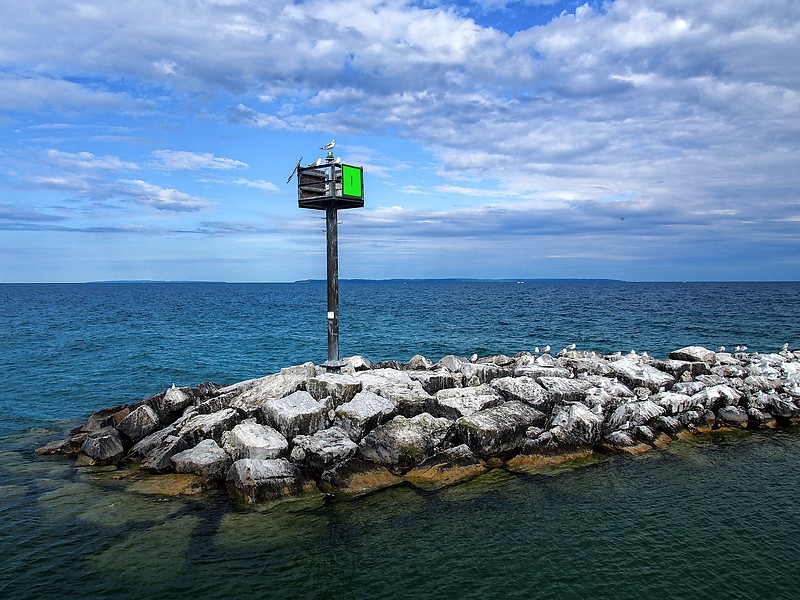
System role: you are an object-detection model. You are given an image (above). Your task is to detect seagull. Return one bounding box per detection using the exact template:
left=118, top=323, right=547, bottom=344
left=783, top=342, right=790, bottom=352
left=566, top=343, right=576, bottom=351
left=534, top=347, right=540, bottom=354
left=470, top=353, right=478, bottom=362
left=320, top=139, right=335, bottom=150
left=735, top=345, right=741, bottom=352
left=542, top=345, right=551, bottom=353
left=742, top=345, right=748, bottom=351
left=718, top=346, right=726, bottom=352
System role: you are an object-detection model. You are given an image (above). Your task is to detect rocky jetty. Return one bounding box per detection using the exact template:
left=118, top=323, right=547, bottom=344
left=38, top=345, right=800, bottom=504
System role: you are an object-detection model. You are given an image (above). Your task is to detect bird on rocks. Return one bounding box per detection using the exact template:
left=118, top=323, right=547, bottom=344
left=735, top=345, right=742, bottom=352
left=534, top=347, right=540, bottom=354
left=470, top=353, right=478, bottom=362
left=566, top=343, right=576, bottom=351
left=718, top=346, right=726, bottom=352
left=783, top=342, right=790, bottom=352
left=543, top=345, right=551, bottom=353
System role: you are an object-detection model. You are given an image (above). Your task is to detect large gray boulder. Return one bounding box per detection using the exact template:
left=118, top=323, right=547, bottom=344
left=332, top=390, right=397, bottom=442
left=261, top=391, right=328, bottom=441
left=116, top=404, right=160, bottom=443
left=290, top=427, right=358, bottom=477
left=147, top=385, right=194, bottom=424
left=170, top=439, right=231, bottom=478
left=222, top=364, right=314, bottom=416
left=76, top=427, right=125, bottom=466
left=407, top=370, right=461, bottom=395
left=404, top=444, right=487, bottom=490
left=716, top=406, right=749, bottom=429
left=430, top=385, right=505, bottom=420
left=669, top=346, right=718, bottom=365
left=226, top=458, right=313, bottom=504
left=222, top=421, right=288, bottom=460
left=179, top=408, right=241, bottom=446
left=690, top=384, right=742, bottom=411
left=490, top=376, right=551, bottom=411
left=358, top=413, right=454, bottom=474
left=455, top=401, right=546, bottom=457
left=548, top=402, right=604, bottom=446
left=306, top=373, right=362, bottom=408
left=355, top=369, right=433, bottom=417
left=139, top=434, right=190, bottom=473
left=608, top=358, right=675, bottom=392
left=650, top=391, right=697, bottom=415
left=318, top=457, right=402, bottom=498
left=538, top=377, right=593, bottom=404
left=605, top=400, right=666, bottom=432
left=406, top=354, right=434, bottom=370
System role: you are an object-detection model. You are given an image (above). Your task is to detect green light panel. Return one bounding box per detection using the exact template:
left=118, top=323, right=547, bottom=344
left=342, top=164, right=363, bottom=198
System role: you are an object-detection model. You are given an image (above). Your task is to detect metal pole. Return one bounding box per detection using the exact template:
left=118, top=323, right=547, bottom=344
left=325, top=202, right=340, bottom=370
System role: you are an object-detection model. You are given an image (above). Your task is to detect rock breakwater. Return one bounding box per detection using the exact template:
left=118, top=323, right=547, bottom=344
left=38, top=345, right=800, bottom=503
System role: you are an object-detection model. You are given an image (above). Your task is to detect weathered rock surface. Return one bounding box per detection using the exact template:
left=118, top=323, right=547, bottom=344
left=669, top=346, right=718, bottom=365
left=76, top=427, right=125, bottom=466
left=404, top=444, right=487, bottom=489
left=307, top=373, right=362, bottom=407
left=40, top=343, right=800, bottom=503
left=456, top=401, right=546, bottom=457
left=226, top=458, right=313, bottom=504
left=222, top=421, right=288, bottom=460
left=332, top=390, right=397, bottom=442
left=430, top=385, right=504, bottom=420
left=261, top=391, right=328, bottom=441
left=358, top=413, right=453, bottom=473
left=355, top=369, right=432, bottom=417
left=116, top=404, right=161, bottom=443
left=170, top=439, right=231, bottom=478
left=290, top=427, right=358, bottom=477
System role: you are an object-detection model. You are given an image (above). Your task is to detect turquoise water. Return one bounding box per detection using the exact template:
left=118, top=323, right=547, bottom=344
left=1, top=281, right=799, bottom=598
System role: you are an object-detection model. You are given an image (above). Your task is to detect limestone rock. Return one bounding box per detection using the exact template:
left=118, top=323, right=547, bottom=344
left=490, top=376, right=551, bottom=411
left=431, top=385, right=504, bottom=420
left=343, top=355, right=373, bottom=371
left=406, top=354, right=434, bottom=370
left=222, top=368, right=310, bottom=416
left=404, top=444, right=487, bottom=490
left=538, top=377, right=593, bottom=404
left=669, top=346, right=718, bottom=365
left=355, top=369, right=433, bottom=417
left=747, top=407, right=778, bottom=429
left=650, top=391, right=697, bottom=416
left=226, top=458, right=313, bottom=504
left=319, top=457, right=402, bottom=497
left=677, top=409, right=716, bottom=433
left=716, top=406, right=749, bottom=429
left=307, top=373, right=362, bottom=408
left=652, top=415, right=686, bottom=438
left=170, top=439, right=231, bottom=478
left=407, top=370, right=461, bottom=395
left=116, top=404, right=160, bottom=443
left=608, top=358, right=675, bottom=392
left=76, top=427, right=125, bottom=466
left=548, top=402, right=604, bottom=446
left=222, top=421, right=288, bottom=460
left=261, top=391, right=328, bottom=441
left=290, top=427, right=358, bottom=477
left=36, top=433, right=87, bottom=456
left=76, top=404, right=132, bottom=433
left=691, top=385, right=742, bottom=411
left=455, top=401, right=546, bottom=457
left=358, top=413, right=454, bottom=474
left=605, top=400, right=665, bottom=432
left=179, top=408, right=241, bottom=446
left=333, top=390, right=397, bottom=442
left=148, top=386, right=193, bottom=425
left=600, top=430, right=652, bottom=454
left=633, top=425, right=671, bottom=448
left=509, top=429, right=594, bottom=472
left=514, top=363, right=573, bottom=380
left=139, top=434, right=190, bottom=473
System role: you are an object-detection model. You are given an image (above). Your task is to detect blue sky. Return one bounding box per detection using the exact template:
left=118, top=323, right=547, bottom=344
left=1, top=0, right=798, bottom=282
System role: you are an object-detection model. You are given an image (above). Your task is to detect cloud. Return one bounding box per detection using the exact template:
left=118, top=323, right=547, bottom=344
left=151, top=150, right=248, bottom=171
left=44, top=149, right=139, bottom=171
left=232, top=178, right=279, bottom=193
left=119, top=180, right=211, bottom=212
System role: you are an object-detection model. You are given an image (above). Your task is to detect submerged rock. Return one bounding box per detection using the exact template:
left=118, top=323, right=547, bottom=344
left=404, top=445, right=487, bottom=490
left=226, top=458, right=313, bottom=504
left=319, top=457, right=402, bottom=498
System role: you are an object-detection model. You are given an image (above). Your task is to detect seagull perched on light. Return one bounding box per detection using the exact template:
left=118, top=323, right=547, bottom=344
left=320, top=139, right=335, bottom=150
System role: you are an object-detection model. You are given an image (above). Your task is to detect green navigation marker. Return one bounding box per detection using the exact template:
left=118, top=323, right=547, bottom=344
left=341, top=164, right=363, bottom=199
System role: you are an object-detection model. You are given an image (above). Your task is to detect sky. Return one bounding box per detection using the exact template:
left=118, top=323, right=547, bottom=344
left=1, top=0, right=799, bottom=282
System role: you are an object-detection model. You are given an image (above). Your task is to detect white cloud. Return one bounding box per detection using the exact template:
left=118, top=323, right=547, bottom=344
left=233, top=178, right=279, bottom=193
left=45, top=149, right=139, bottom=171
left=151, top=150, right=248, bottom=171
left=120, top=180, right=211, bottom=212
